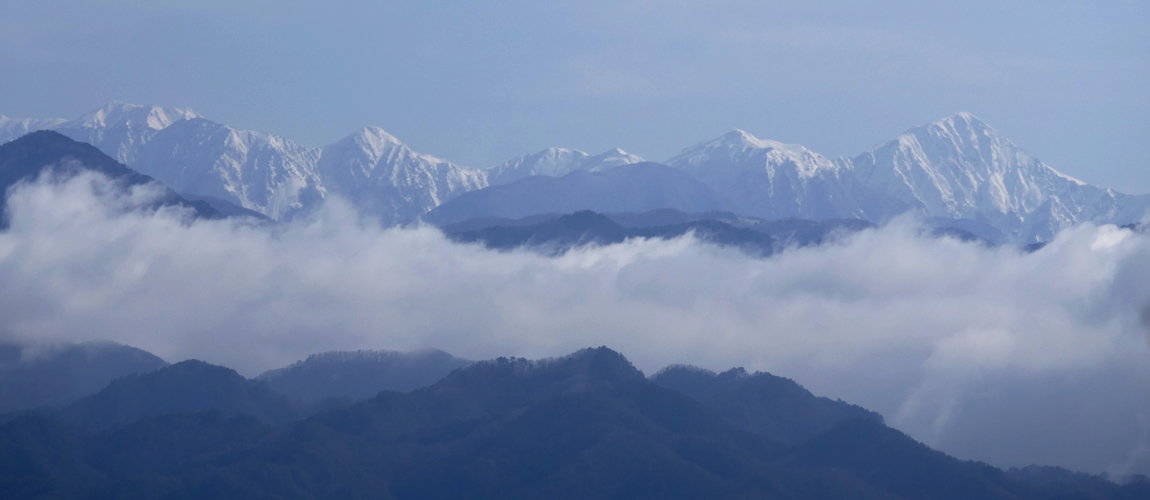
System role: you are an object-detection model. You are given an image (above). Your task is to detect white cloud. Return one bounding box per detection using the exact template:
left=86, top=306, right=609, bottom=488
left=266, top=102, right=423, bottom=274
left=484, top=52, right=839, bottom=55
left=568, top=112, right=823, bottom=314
left=2, top=172, right=1149, bottom=476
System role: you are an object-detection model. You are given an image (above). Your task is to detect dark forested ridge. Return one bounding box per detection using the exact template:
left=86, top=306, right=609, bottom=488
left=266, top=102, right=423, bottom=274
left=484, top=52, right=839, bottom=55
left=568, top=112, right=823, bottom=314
left=652, top=365, right=883, bottom=445
left=0, top=341, right=168, bottom=414
left=52, top=360, right=305, bottom=429
left=1, top=345, right=1146, bottom=499
left=257, top=348, right=473, bottom=404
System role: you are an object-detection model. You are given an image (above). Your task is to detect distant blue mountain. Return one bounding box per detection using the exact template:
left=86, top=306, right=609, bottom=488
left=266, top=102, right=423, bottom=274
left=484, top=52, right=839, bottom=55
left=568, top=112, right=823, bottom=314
left=423, top=162, right=727, bottom=226
left=0, top=130, right=221, bottom=227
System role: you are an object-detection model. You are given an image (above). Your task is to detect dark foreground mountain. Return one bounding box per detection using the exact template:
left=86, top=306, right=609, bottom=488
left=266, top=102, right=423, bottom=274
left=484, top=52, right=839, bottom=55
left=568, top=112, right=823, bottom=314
left=652, top=365, right=883, bottom=445
left=0, top=341, right=167, bottom=414
left=53, top=360, right=304, bottom=429
left=257, top=348, right=473, bottom=404
left=0, top=131, right=221, bottom=227
left=1, top=346, right=1146, bottom=499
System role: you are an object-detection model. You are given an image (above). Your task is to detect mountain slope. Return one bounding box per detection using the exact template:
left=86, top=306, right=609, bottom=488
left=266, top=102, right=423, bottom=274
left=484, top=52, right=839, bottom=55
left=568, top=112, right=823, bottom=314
left=0, top=342, right=167, bottom=414
left=316, top=127, right=486, bottom=225
left=0, top=131, right=222, bottom=226
left=487, top=147, right=644, bottom=186
left=665, top=130, right=896, bottom=221
left=56, top=360, right=303, bottom=429
left=52, top=102, right=199, bottom=166
left=257, top=348, right=473, bottom=404
left=424, top=162, right=727, bottom=225
left=132, top=118, right=325, bottom=220
left=652, top=365, right=882, bottom=445
left=848, top=113, right=1150, bottom=242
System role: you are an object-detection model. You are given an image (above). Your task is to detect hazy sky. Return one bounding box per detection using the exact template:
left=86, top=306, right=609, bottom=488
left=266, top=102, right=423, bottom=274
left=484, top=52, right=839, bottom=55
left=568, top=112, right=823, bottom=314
left=1, top=0, right=1148, bottom=193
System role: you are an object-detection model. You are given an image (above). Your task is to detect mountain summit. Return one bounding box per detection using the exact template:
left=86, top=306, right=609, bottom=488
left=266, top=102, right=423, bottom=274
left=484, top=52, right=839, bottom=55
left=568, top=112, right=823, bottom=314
left=53, top=102, right=200, bottom=165
left=317, top=127, right=486, bottom=225
left=664, top=129, right=878, bottom=221
left=488, top=147, right=644, bottom=186
left=848, top=113, right=1150, bottom=242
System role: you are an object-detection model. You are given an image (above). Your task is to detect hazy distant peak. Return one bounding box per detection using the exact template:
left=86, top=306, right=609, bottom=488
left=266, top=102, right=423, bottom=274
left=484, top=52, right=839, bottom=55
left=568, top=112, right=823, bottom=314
left=728, top=129, right=812, bottom=154
left=0, top=115, right=68, bottom=144
left=538, top=146, right=586, bottom=158
left=587, top=147, right=644, bottom=165
left=720, top=128, right=760, bottom=145
left=328, top=126, right=445, bottom=166
left=350, top=126, right=404, bottom=148
left=675, top=129, right=826, bottom=161
left=487, top=146, right=643, bottom=185
left=70, top=102, right=200, bottom=131
left=668, top=129, right=841, bottom=181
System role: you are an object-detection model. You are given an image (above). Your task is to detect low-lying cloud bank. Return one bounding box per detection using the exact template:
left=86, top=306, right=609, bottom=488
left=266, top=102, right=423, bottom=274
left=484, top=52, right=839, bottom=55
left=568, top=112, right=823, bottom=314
left=2, top=172, right=1150, bottom=477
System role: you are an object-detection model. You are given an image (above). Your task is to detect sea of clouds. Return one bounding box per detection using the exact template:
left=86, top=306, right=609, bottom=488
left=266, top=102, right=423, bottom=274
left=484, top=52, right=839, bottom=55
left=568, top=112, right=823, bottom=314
left=2, top=171, right=1149, bottom=477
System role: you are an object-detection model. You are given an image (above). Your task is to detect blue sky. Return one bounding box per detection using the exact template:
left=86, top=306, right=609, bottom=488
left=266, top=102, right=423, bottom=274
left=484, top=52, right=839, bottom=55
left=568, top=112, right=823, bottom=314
left=2, top=0, right=1148, bottom=192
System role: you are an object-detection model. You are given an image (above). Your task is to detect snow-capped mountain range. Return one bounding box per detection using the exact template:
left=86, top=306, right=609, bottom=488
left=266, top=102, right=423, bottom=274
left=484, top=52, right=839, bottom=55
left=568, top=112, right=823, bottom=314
left=2, top=103, right=1146, bottom=242
left=0, top=103, right=482, bottom=222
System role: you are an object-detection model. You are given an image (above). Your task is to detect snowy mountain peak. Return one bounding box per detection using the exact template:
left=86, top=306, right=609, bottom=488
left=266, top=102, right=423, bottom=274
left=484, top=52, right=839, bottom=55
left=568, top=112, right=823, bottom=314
left=317, top=127, right=486, bottom=225
left=129, top=117, right=324, bottom=220
left=586, top=147, right=644, bottom=166
left=353, top=126, right=404, bottom=148
left=668, top=129, right=839, bottom=178
left=487, top=146, right=644, bottom=186
left=721, top=129, right=765, bottom=147
left=50, top=102, right=202, bottom=165
left=849, top=113, right=1122, bottom=241
left=0, top=115, right=68, bottom=145
left=708, top=129, right=795, bottom=153
left=665, top=130, right=860, bottom=220
left=330, top=126, right=409, bottom=167
left=70, top=102, right=199, bottom=131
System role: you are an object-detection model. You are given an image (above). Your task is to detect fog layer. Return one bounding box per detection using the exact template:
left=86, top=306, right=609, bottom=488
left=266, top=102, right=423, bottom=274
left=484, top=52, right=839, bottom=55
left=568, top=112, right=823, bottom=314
left=2, top=172, right=1149, bottom=476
